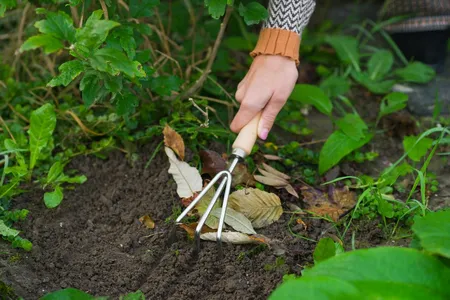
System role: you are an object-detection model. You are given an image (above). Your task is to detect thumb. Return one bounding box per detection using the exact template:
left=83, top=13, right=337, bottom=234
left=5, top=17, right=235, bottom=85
left=258, top=97, right=285, bottom=140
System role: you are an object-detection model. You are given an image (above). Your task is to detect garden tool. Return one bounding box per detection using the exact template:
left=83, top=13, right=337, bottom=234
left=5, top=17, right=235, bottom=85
left=175, top=112, right=262, bottom=255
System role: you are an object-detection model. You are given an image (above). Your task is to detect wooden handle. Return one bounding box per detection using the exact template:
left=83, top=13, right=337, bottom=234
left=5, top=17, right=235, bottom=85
left=232, top=112, right=262, bottom=156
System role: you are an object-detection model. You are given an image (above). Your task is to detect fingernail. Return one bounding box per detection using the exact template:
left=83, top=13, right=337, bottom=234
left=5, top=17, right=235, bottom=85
left=260, top=128, right=269, bottom=140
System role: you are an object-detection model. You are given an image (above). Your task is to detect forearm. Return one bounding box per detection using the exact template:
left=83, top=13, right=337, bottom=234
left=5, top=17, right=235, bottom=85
left=250, top=0, right=316, bottom=65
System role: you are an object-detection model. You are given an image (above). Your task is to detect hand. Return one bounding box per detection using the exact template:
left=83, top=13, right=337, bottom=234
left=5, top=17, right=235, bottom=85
left=230, top=54, right=298, bottom=140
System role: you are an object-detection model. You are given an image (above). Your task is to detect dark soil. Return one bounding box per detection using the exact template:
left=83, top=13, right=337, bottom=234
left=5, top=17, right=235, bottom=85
left=0, top=142, right=334, bottom=300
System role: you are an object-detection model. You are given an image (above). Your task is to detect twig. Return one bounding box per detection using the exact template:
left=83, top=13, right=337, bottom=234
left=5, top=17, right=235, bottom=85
left=0, top=116, right=16, bottom=142
left=17, top=3, right=30, bottom=46
left=193, top=95, right=234, bottom=107
left=8, top=103, right=30, bottom=123
left=179, top=6, right=233, bottom=100
left=193, top=66, right=238, bottom=106
left=297, top=138, right=328, bottom=147
left=154, top=50, right=183, bottom=79
left=99, top=0, right=109, bottom=20
left=70, top=6, right=80, bottom=27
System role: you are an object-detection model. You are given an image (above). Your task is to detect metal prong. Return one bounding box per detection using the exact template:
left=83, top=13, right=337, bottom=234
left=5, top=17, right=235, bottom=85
left=216, top=171, right=232, bottom=258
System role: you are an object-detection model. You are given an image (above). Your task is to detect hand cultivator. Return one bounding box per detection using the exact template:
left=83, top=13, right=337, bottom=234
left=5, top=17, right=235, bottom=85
left=175, top=113, right=261, bottom=255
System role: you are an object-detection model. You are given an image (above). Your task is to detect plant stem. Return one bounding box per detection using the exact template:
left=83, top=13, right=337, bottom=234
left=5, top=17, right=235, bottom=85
left=179, top=6, right=233, bottom=100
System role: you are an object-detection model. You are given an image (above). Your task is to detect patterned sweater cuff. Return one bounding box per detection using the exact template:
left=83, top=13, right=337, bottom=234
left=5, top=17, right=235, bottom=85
left=250, top=28, right=301, bottom=65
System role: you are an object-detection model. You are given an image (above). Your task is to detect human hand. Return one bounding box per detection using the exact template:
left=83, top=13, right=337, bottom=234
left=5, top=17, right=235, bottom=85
left=230, top=54, right=298, bottom=140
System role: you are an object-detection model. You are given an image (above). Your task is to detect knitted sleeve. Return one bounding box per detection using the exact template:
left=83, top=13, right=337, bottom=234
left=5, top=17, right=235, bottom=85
left=250, top=0, right=316, bottom=65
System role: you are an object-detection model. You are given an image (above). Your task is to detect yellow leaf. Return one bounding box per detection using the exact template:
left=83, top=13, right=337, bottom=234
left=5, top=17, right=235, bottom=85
left=139, top=215, right=155, bottom=229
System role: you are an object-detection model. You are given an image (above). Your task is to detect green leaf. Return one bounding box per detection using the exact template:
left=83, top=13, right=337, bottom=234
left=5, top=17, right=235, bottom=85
left=380, top=162, right=413, bottom=187
left=0, top=220, right=19, bottom=237
left=0, top=0, right=17, bottom=17
left=395, top=62, right=436, bottom=84
left=103, top=74, right=123, bottom=93
left=28, top=103, right=57, bottom=171
left=378, top=92, right=408, bottom=120
left=150, top=75, right=182, bottom=96
left=319, top=130, right=373, bottom=174
left=325, top=35, right=360, bottom=71
left=41, top=288, right=95, bottom=300
left=290, top=84, right=333, bottom=116
left=271, top=247, right=450, bottom=300
left=335, top=114, right=367, bottom=141
left=351, top=71, right=395, bottom=94
left=46, top=161, right=64, bottom=184
left=403, top=135, right=433, bottom=162
left=80, top=72, right=102, bottom=106
left=319, top=75, right=350, bottom=98
left=412, top=210, right=450, bottom=258
left=47, top=60, right=85, bottom=87
left=57, top=174, right=87, bottom=184
left=129, top=0, right=159, bottom=18
left=377, top=198, right=394, bottom=218
left=44, top=185, right=64, bottom=208
left=238, top=2, right=268, bottom=26
left=90, top=48, right=145, bottom=78
left=367, top=50, right=394, bottom=81
left=116, top=92, right=139, bottom=116
left=205, top=0, right=227, bottom=19
left=120, top=290, right=145, bottom=300
left=313, top=237, right=337, bottom=263
left=20, top=34, right=64, bottom=54
left=75, top=10, right=120, bottom=50
left=10, top=235, right=32, bottom=251
left=34, top=10, right=76, bottom=43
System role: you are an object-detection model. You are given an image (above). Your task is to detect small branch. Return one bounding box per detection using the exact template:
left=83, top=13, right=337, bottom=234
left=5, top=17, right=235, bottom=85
left=178, top=6, right=233, bottom=100
left=99, top=0, right=109, bottom=20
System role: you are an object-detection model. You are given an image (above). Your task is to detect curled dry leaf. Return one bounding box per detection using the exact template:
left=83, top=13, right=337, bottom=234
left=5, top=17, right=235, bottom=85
left=300, top=185, right=357, bottom=222
left=165, top=147, right=202, bottom=198
left=263, top=154, right=283, bottom=161
left=179, top=222, right=216, bottom=239
left=163, top=124, right=185, bottom=160
left=230, top=162, right=255, bottom=187
left=139, top=215, right=155, bottom=229
left=254, top=163, right=298, bottom=198
left=199, top=150, right=227, bottom=177
left=200, top=231, right=268, bottom=245
left=228, top=188, right=283, bottom=229
left=211, top=207, right=256, bottom=234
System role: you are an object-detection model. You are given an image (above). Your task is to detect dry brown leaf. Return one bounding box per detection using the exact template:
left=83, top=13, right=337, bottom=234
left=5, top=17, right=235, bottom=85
left=165, top=147, right=202, bottom=198
left=200, top=231, right=267, bottom=245
left=139, top=215, right=155, bottom=229
left=228, top=188, right=283, bottom=228
left=254, top=174, right=288, bottom=187
left=300, top=185, right=356, bottom=222
left=163, top=124, right=185, bottom=160
left=230, top=163, right=256, bottom=187
left=261, top=163, right=290, bottom=180
left=284, top=184, right=299, bottom=198
left=263, top=154, right=283, bottom=161
left=210, top=207, right=256, bottom=234
left=179, top=223, right=216, bottom=239
left=199, top=150, right=226, bottom=177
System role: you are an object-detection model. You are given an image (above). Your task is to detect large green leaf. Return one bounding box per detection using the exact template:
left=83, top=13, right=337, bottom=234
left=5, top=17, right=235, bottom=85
left=205, top=0, right=227, bottom=19
left=0, top=0, right=17, bottom=17
left=403, top=135, right=433, bottom=162
left=115, top=92, right=139, bottom=116
left=270, top=247, right=450, bottom=299
left=47, top=60, right=85, bottom=87
left=20, top=34, right=64, bottom=54
left=44, top=185, right=63, bottom=208
left=367, top=50, right=394, bottom=81
left=319, top=75, right=350, bottom=98
left=351, top=71, right=395, bottom=94
left=290, top=84, right=333, bottom=116
left=90, top=48, right=146, bottom=78
left=75, top=10, right=120, bottom=50
left=80, top=72, right=102, bottom=106
left=238, top=2, right=268, bottom=25
left=335, top=114, right=368, bottom=141
left=34, top=9, right=76, bottom=43
left=325, top=35, right=360, bottom=71
left=28, top=103, right=57, bottom=171
left=412, top=210, right=450, bottom=258
left=319, top=130, right=373, bottom=174
left=395, top=62, right=436, bottom=84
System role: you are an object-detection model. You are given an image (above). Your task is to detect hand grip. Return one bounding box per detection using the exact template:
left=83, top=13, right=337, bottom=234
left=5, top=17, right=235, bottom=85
left=232, top=112, right=262, bottom=156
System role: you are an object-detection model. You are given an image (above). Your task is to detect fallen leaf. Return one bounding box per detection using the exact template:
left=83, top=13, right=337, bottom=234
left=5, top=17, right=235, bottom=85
left=230, top=162, right=256, bottom=187
left=200, top=231, right=266, bottom=245
left=263, top=154, right=283, bottom=161
left=139, top=215, right=155, bottom=229
left=179, top=222, right=216, bottom=239
left=194, top=185, right=221, bottom=229
left=254, top=174, right=288, bottom=187
left=211, top=207, right=256, bottom=234
left=181, top=192, right=198, bottom=207
left=300, top=185, right=356, bottom=222
left=163, top=124, right=185, bottom=160
left=284, top=184, right=299, bottom=198
left=228, top=188, right=283, bottom=228
left=296, top=218, right=307, bottom=230
left=165, top=147, right=202, bottom=198
left=261, top=163, right=291, bottom=180
left=199, top=150, right=227, bottom=177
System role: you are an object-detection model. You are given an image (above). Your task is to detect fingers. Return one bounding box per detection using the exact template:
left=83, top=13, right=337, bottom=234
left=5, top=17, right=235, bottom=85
left=258, top=93, right=288, bottom=140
